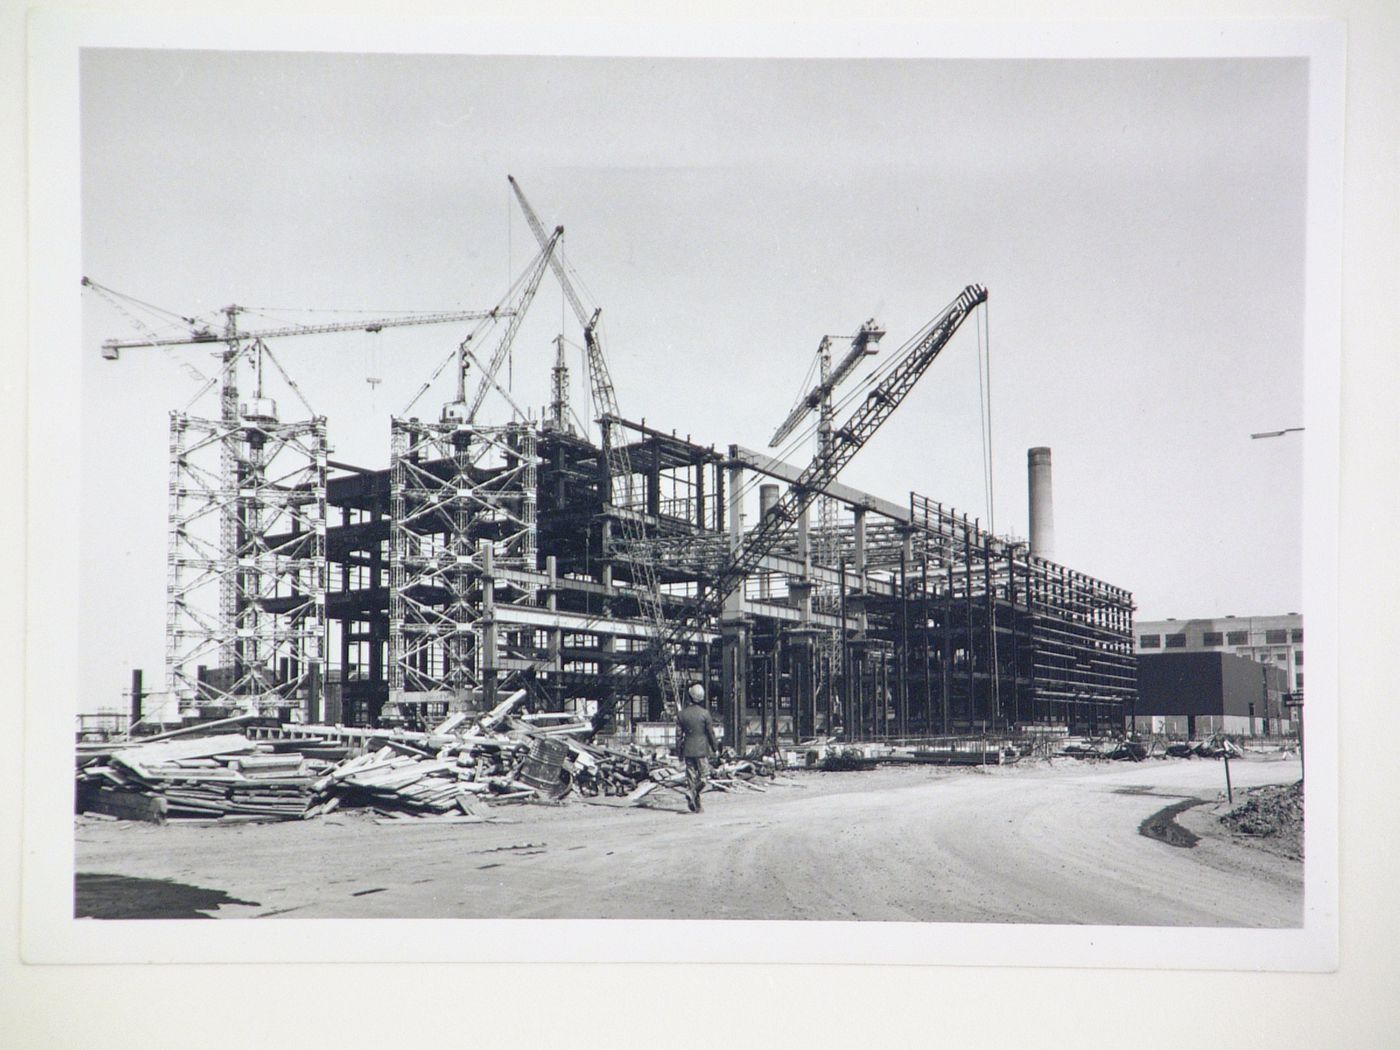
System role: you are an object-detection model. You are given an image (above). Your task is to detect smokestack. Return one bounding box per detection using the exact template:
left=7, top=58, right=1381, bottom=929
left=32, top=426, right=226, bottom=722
left=759, top=483, right=780, bottom=520
left=1028, top=447, right=1054, bottom=560
left=130, top=668, right=143, bottom=727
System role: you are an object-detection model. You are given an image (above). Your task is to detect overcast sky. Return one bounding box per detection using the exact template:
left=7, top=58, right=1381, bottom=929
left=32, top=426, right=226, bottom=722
left=79, top=50, right=1308, bottom=710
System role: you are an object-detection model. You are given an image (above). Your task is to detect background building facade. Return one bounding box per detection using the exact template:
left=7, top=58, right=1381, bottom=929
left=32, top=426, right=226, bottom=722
left=1135, top=614, right=1303, bottom=694
left=1133, top=651, right=1290, bottom=738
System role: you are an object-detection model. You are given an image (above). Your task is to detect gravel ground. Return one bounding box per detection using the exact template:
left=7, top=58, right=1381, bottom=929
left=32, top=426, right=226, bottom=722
left=74, top=754, right=1303, bottom=925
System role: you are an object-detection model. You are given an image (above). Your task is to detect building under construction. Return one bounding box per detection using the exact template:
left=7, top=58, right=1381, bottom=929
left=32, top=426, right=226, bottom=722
left=96, top=181, right=1135, bottom=745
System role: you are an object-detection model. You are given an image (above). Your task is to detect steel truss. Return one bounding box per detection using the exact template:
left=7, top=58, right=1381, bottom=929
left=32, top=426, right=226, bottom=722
left=388, top=417, right=538, bottom=708
left=166, top=410, right=328, bottom=714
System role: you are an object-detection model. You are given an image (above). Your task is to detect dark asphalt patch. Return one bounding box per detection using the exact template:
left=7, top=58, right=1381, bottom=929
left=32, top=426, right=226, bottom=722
left=75, top=872, right=259, bottom=919
left=1139, top=799, right=1206, bottom=848
left=1115, top=786, right=1196, bottom=800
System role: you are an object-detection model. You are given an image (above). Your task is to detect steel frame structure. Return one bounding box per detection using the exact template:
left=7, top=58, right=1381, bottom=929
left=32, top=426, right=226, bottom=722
left=312, top=416, right=1136, bottom=740
left=165, top=409, right=328, bottom=714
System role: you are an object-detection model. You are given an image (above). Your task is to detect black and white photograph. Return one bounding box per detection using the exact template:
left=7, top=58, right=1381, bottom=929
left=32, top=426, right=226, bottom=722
left=20, top=11, right=1367, bottom=1001
left=63, top=41, right=1331, bottom=931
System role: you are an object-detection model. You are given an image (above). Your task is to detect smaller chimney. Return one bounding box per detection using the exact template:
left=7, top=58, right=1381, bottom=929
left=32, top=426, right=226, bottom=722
left=1028, top=447, right=1054, bottom=560
left=759, top=483, right=780, bottom=520
left=130, top=668, right=144, bottom=727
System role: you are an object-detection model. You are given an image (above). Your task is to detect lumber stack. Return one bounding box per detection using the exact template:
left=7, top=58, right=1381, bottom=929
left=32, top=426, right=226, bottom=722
left=75, top=734, right=334, bottom=821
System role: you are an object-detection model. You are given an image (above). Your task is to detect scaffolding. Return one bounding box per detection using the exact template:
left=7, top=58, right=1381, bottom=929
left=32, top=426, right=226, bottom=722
left=165, top=408, right=327, bottom=714
left=387, top=417, right=539, bottom=714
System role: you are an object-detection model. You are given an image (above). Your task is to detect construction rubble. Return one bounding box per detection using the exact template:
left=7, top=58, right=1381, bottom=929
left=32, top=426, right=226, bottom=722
left=76, top=684, right=1288, bottom=827
left=75, top=690, right=790, bottom=825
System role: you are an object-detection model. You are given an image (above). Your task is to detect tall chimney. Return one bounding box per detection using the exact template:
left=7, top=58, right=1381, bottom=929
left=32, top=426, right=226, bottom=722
left=1028, top=447, right=1054, bottom=560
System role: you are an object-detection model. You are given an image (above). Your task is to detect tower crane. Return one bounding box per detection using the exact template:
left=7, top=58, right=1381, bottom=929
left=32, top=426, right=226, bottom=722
left=508, top=175, right=682, bottom=713
left=768, top=320, right=884, bottom=448
left=633, top=285, right=989, bottom=698
left=89, top=275, right=521, bottom=423
left=768, top=320, right=885, bottom=708
left=87, top=275, right=531, bottom=708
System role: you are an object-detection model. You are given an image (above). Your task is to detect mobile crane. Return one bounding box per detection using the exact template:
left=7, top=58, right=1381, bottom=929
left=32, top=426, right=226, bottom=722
left=630, top=285, right=989, bottom=727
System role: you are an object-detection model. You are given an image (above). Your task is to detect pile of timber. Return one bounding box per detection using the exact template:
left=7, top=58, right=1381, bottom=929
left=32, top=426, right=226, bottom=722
left=624, top=752, right=784, bottom=806
left=76, top=733, right=343, bottom=822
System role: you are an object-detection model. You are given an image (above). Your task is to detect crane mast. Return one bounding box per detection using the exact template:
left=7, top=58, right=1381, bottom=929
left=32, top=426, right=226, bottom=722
left=548, top=333, right=571, bottom=433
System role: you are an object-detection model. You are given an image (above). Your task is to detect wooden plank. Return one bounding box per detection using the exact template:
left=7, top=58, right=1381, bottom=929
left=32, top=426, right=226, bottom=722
left=111, top=734, right=257, bottom=768
left=118, top=713, right=259, bottom=745
left=431, top=712, right=469, bottom=735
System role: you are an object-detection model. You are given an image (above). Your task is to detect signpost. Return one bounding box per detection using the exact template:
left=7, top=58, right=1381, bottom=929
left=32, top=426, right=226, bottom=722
left=1283, top=691, right=1305, bottom=780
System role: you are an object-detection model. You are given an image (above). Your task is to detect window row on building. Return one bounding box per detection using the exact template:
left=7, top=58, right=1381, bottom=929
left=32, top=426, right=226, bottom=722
left=1139, top=628, right=1302, bottom=649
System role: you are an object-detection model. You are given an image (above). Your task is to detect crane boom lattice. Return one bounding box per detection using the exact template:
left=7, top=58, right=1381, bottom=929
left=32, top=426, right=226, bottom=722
left=638, top=284, right=988, bottom=685
left=509, top=176, right=683, bottom=713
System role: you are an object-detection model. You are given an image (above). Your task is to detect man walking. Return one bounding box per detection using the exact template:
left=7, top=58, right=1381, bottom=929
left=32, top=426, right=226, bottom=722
left=676, top=683, right=720, bottom=813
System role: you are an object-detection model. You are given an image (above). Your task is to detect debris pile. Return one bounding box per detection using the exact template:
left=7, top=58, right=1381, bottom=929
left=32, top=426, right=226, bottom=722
left=1057, top=737, right=1146, bottom=761
left=75, top=691, right=793, bottom=824
left=1220, top=780, right=1303, bottom=857
left=820, top=748, right=878, bottom=772
left=1163, top=738, right=1244, bottom=760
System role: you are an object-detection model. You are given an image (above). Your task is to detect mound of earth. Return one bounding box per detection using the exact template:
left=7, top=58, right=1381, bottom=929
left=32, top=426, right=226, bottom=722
left=1220, top=780, right=1303, bottom=860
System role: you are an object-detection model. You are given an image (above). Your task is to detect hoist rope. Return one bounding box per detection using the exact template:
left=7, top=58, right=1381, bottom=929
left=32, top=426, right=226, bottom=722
left=976, top=298, right=993, bottom=535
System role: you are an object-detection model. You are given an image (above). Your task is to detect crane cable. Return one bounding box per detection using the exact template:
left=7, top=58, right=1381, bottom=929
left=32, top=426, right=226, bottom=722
left=975, top=298, right=1000, bottom=723
left=84, top=278, right=225, bottom=407
left=977, top=296, right=994, bottom=536
left=82, top=277, right=204, bottom=331
left=398, top=244, right=546, bottom=417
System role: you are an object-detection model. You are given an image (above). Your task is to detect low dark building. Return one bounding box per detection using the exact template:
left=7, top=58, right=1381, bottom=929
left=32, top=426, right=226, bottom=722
left=1133, top=651, right=1290, bottom=738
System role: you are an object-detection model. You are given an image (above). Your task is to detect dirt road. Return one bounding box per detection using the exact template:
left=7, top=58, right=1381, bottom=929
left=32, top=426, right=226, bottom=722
left=74, top=755, right=1303, bottom=925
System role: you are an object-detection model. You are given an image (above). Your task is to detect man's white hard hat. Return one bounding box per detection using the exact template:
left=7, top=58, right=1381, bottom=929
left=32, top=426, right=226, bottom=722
left=688, top=683, right=705, bottom=702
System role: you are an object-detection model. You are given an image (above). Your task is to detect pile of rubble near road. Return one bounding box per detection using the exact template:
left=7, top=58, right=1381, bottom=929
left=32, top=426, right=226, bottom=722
left=1162, top=738, right=1245, bottom=760
left=75, top=690, right=791, bottom=825
left=1057, top=737, right=1149, bottom=761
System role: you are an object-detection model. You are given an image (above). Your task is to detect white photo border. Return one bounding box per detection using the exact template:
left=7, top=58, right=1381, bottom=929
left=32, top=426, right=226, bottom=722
left=23, top=11, right=1343, bottom=970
